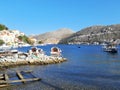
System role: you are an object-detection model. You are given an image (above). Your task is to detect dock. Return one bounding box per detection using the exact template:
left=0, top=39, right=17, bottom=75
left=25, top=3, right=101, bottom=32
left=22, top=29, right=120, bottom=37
left=0, top=70, right=41, bottom=87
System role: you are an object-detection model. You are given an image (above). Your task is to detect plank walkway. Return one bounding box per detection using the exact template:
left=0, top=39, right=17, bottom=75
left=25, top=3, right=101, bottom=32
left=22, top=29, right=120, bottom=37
left=0, top=71, right=41, bottom=87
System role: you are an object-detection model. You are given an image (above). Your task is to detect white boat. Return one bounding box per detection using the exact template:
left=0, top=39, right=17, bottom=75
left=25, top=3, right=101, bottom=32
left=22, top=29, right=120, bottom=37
left=50, top=47, right=62, bottom=56
left=102, top=44, right=118, bottom=53
left=28, top=47, right=44, bottom=58
left=0, top=45, right=28, bottom=59
left=0, top=44, right=11, bottom=50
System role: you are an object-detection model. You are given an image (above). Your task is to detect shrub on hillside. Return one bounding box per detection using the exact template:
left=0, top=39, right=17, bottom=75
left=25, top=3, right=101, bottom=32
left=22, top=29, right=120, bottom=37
left=0, top=24, right=8, bottom=31
left=0, top=39, right=4, bottom=45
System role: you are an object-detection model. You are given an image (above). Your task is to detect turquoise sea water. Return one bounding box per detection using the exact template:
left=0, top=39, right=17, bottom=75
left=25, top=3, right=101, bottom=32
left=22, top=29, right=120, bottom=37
left=1, top=44, right=120, bottom=90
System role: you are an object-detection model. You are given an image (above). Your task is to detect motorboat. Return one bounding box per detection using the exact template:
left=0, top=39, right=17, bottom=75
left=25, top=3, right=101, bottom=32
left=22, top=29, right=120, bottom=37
left=102, top=44, right=118, bottom=53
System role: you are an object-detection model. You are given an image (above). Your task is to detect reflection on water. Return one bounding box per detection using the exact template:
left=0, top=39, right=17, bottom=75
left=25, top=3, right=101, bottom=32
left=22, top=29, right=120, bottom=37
left=1, top=45, right=120, bottom=90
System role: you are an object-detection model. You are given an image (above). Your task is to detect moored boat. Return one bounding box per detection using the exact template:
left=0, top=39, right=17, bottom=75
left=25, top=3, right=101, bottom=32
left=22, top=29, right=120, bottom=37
left=50, top=47, right=62, bottom=56
left=28, top=47, right=45, bottom=58
left=102, top=43, right=118, bottom=53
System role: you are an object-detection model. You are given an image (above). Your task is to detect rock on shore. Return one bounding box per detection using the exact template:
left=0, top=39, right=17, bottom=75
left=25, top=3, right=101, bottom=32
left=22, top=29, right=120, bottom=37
left=0, top=55, right=67, bottom=68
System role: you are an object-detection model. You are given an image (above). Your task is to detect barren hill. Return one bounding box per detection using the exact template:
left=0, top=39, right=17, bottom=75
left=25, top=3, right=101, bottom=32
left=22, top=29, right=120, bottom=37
left=33, top=28, right=74, bottom=44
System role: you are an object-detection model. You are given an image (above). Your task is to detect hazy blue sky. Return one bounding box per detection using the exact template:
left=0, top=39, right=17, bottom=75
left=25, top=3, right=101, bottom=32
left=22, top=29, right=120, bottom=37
left=0, top=0, right=120, bottom=35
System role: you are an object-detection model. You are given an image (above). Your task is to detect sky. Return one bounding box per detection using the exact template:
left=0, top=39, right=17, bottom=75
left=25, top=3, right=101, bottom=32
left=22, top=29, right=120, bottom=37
left=0, top=0, right=120, bottom=35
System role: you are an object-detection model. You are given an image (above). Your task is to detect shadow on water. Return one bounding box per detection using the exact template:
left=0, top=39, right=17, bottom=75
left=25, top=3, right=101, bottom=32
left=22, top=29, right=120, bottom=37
left=40, top=80, right=64, bottom=90
left=105, top=51, right=120, bottom=59
left=106, top=52, right=118, bottom=55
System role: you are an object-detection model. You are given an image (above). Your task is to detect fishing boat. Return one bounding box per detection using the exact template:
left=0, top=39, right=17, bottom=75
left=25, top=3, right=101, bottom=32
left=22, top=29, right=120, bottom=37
left=50, top=47, right=62, bottom=56
left=102, top=43, right=118, bottom=53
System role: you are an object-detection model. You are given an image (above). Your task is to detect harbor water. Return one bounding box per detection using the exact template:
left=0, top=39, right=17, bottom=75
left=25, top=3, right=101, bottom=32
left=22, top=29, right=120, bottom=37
left=1, top=44, right=120, bottom=90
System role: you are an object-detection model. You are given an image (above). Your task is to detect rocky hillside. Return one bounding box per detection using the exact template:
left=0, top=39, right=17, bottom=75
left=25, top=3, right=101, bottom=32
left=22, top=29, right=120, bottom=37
left=33, top=28, right=74, bottom=44
left=59, top=24, right=120, bottom=44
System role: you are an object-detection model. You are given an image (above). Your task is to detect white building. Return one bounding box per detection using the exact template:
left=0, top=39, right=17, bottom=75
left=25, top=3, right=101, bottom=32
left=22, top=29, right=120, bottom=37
left=0, top=30, right=25, bottom=46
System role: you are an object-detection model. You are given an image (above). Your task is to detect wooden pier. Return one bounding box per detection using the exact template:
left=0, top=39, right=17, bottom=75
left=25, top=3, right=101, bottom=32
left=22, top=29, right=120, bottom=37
left=0, top=71, right=41, bottom=87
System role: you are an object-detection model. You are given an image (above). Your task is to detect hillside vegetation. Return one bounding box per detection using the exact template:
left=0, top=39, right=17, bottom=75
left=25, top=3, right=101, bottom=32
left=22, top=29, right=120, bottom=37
left=0, top=24, right=8, bottom=30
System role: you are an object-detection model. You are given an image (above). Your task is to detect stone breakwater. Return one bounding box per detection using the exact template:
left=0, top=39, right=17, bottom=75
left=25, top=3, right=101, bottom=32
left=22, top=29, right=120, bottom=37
left=0, top=55, right=67, bottom=68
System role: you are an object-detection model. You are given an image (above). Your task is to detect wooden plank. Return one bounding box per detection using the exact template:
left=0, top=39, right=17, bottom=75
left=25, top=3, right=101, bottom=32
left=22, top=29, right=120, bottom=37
left=0, top=74, right=4, bottom=79
left=0, top=80, right=6, bottom=82
left=0, top=78, right=41, bottom=84
left=0, top=84, right=9, bottom=87
left=10, top=78, right=41, bottom=83
left=0, top=81, right=7, bottom=84
left=0, top=80, right=7, bottom=84
left=16, top=71, right=26, bottom=83
left=0, top=74, right=3, bottom=76
left=4, top=73, right=9, bottom=86
left=0, top=71, right=41, bottom=86
left=0, top=74, right=9, bottom=87
left=4, top=74, right=9, bottom=81
left=0, top=76, right=4, bottom=79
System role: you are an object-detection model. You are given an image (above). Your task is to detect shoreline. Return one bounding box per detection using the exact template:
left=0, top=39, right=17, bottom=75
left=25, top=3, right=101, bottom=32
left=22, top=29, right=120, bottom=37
left=0, top=46, right=67, bottom=69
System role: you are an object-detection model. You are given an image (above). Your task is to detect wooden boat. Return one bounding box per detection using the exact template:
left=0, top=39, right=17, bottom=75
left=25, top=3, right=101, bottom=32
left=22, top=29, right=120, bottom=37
left=102, top=43, right=118, bottom=53
left=50, top=47, right=61, bottom=56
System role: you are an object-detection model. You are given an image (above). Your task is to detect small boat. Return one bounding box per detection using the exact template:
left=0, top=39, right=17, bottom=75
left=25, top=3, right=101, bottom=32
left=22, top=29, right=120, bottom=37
left=0, top=44, right=11, bottom=50
left=28, top=47, right=44, bottom=58
left=50, top=47, right=62, bottom=56
left=102, top=43, right=118, bottom=53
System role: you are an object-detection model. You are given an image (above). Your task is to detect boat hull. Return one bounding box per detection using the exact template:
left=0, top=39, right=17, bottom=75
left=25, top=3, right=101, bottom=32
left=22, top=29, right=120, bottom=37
left=103, top=48, right=118, bottom=53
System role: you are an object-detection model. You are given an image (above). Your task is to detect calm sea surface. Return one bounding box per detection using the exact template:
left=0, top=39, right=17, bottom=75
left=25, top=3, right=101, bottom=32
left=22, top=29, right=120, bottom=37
left=1, top=44, right=120, bottom=90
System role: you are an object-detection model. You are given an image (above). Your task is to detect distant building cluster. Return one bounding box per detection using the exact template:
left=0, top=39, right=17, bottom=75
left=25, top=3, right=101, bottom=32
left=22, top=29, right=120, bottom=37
left=0, top=30, right=25, bottom=47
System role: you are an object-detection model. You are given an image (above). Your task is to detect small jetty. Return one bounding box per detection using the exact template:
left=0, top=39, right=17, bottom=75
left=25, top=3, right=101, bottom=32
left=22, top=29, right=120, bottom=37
left=0, top=70, right=41, bottom=87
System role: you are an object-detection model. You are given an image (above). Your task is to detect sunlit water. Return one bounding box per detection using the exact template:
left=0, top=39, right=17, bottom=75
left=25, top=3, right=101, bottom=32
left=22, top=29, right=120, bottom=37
left=1, top=45, right=120, bottom=90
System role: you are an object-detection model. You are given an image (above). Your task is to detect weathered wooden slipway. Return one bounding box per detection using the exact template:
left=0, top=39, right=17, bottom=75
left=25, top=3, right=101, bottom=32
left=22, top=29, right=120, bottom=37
left=0, top=70, right=41, bottom=87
